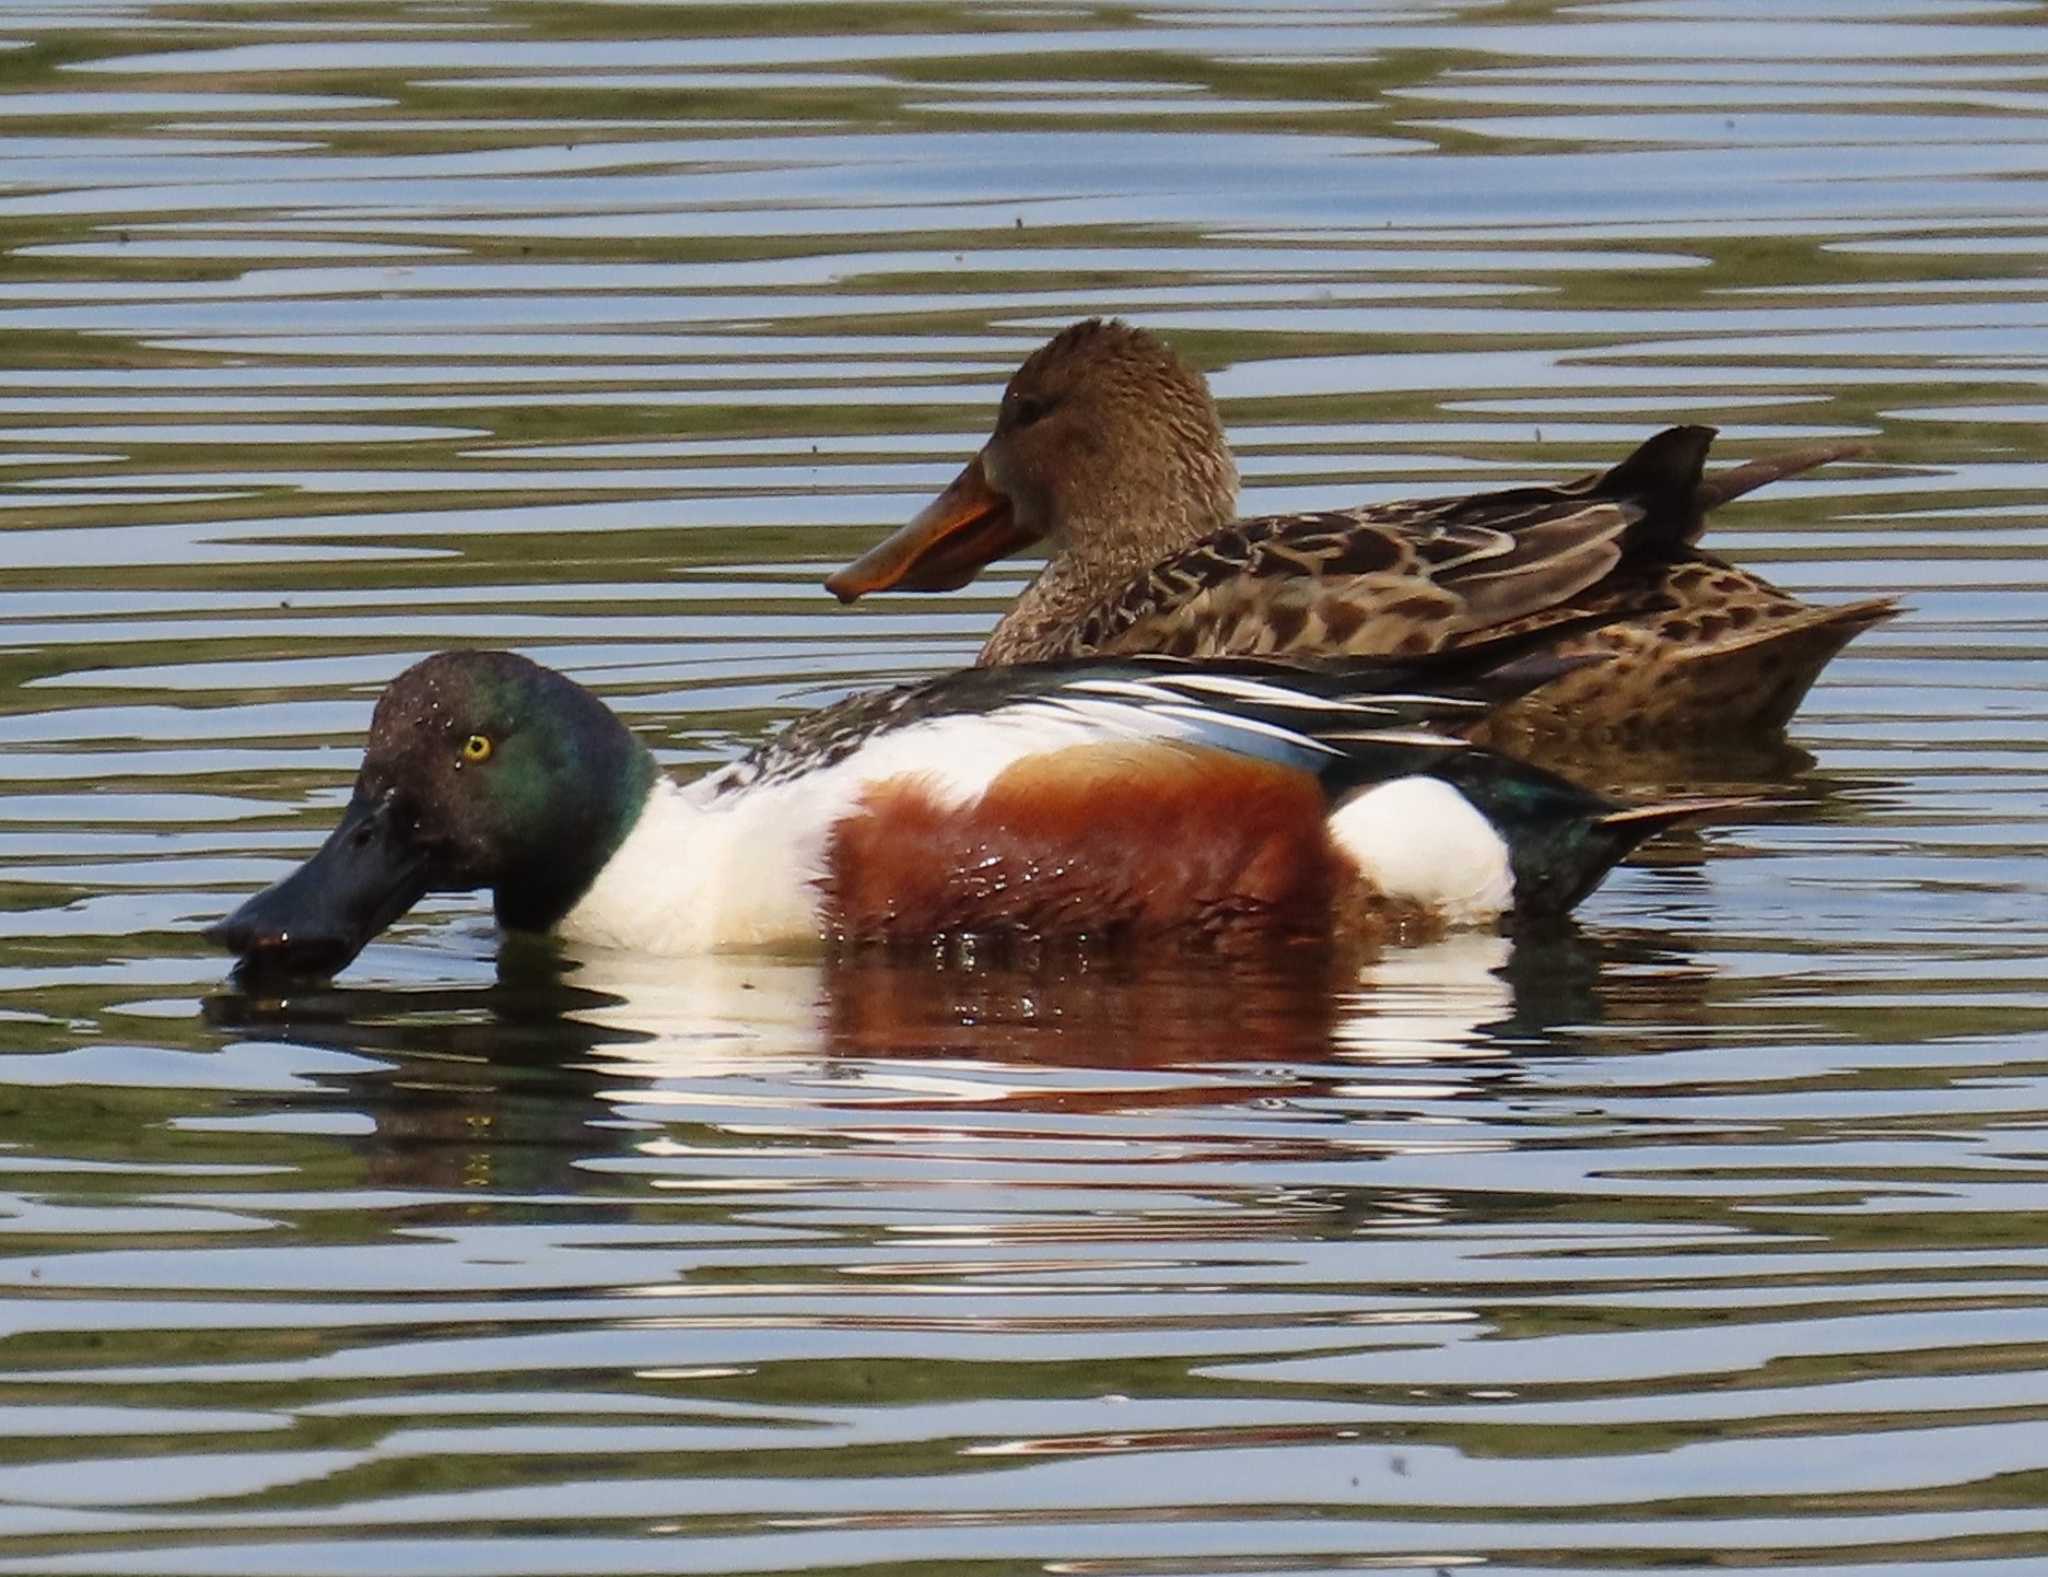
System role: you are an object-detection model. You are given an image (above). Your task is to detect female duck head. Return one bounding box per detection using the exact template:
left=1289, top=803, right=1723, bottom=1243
left=207, top=651, right=655, bottom=983
left=825, top=318, right=1240, bottom=603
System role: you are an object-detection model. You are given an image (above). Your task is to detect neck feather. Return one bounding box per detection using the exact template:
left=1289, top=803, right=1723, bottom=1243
left=494, top=734, right=658, bottom=934
left=980, top=555, right=1109, bottom=664
left=982, top=445, right=1238, bottom=666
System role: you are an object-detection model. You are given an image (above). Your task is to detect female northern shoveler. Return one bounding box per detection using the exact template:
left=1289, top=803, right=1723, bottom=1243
left=206, top=647, right=1732, bottom=982
left=824, top=318, right=1897, bottom=741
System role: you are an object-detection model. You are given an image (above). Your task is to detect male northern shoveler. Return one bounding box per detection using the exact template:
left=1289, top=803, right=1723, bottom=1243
left=206, top=647, right=1734, bottom=982
left=824, top=318, right=1898, bottom=741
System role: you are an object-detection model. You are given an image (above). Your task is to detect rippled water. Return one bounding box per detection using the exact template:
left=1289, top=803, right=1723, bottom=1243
left=3, top=2, right=2047, bottom=1573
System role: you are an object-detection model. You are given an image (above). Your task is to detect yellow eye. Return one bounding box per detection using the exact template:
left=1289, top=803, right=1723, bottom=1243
left=460, top=733, right=493, bottom=764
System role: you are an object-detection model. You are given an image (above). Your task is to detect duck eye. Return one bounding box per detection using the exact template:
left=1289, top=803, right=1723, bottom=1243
left=1006, top=393, right=1051, bottom=430
left=460, top=733, right=493, bottom=764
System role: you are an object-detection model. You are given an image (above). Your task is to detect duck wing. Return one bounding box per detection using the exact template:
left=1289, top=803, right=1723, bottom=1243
left=741, top=651, right=1735, bottom=940
left=730, top=646, right=1552, bottom=795
left=1063, top=426, right=1863, bottom=665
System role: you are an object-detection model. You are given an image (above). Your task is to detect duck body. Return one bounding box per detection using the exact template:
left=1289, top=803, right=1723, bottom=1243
left=825, top=319, right=1897, bottom=741
left=208, top=648, right=1723, bottom=983
left=1058, top=427, right=1898, bottom=747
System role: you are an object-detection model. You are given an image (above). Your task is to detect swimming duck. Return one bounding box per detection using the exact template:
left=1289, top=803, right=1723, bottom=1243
left=825, top=318, right=1897, bottom=741
left=206, top=647, right=1732, bottom=982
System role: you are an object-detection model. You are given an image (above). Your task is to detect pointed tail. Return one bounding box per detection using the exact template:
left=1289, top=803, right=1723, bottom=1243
left=1599, top=793, right=1760, bottom=829
left=1595, top=426, right=1868, bottom=556
left=1696, top=439, right=1869, bottom=512
left=1597, top=794, right=1760, bottom=843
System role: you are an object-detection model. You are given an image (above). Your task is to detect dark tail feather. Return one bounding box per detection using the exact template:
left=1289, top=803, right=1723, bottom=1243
left=1696, top=439, right=1869, bottom=511
left=1587, top=425, right=1718, bottom=558
left=1593, top=424, right=1717, bottom=508
left=1595, top=426, right=1866, bottom=557
left=1516, top=793, right=1753, bottom=916
left=1514, top=794, right=1756, bottom=914
left=1597, top=794, right=1759, bottom=838
left=1499, top=791, right=1756, bottom=919
left=1427, top=746, right=1761, bottom=919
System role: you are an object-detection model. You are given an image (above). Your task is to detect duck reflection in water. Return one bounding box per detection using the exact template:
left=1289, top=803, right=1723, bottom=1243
left=197, top=915, right=1733, bottom=1224
left=204, top=933, right=1535, bottom=1080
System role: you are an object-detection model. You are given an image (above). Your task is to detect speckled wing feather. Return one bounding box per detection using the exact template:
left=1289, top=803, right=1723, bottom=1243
left=1060, top=426, right=1725, bottom=663
left=1064, top=499, right=1638, bottom=662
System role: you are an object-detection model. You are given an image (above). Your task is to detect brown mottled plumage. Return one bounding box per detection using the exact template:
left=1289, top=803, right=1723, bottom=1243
left=825, top=319, right=1897, bottom=742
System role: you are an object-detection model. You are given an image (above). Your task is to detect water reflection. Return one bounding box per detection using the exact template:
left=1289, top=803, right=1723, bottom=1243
left=206, top=930, right=1540, bottom=1078
left=193, top=919, right=1726, bottom=1167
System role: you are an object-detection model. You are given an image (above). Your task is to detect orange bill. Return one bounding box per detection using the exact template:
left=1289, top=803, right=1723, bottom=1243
left=824, top=453, right=1041, bottom=602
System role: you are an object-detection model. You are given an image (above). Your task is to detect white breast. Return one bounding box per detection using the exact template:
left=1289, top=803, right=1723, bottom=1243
left=555, top=776, right=832, bottom=954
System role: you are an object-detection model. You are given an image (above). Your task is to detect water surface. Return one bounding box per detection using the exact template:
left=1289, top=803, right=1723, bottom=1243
left=1, top=3, right=2046, bottom=1574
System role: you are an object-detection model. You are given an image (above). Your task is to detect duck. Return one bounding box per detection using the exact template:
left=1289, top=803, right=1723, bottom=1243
left=205, top=646, right=1737, bottom=983
left=824, top=318, right=1898, bottom=742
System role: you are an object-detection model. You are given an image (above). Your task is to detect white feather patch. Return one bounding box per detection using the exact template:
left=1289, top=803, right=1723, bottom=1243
left=555, top=776, right=833, bottom=954
left=1141, top=672, right=1356, bottom=709
left=1327, top=775, right=1514, bottom=926
left=1060, top=678, right=1178, bottom=702
left=1329, top=728, right=1466, bottom=747
left=1350, top=692, right=1490, bottom=711
left=1120, top=701, right=1340, bottom=756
